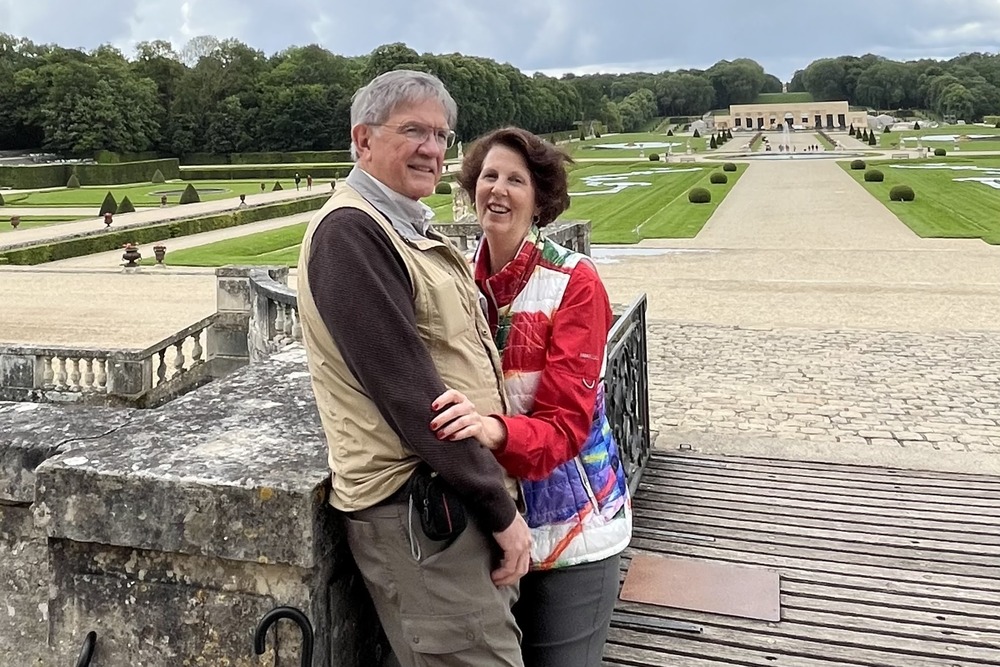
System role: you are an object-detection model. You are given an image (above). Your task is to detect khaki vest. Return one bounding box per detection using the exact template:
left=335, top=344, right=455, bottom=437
left=297, top=185, right=513, bottom=511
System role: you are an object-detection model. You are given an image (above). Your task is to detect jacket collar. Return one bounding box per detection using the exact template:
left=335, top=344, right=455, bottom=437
left=345, top=166, right=435, bottom=242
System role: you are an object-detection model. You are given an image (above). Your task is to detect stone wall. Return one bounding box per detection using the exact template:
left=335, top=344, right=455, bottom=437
left=1, top=348, right=388, bottom=666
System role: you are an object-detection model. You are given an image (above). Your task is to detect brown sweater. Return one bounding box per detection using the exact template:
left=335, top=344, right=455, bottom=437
left=306, top=207, right=516, bottom=533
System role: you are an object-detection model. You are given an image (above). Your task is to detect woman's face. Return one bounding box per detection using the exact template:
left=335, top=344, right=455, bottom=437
left=475, top=145, right=539, bottom=243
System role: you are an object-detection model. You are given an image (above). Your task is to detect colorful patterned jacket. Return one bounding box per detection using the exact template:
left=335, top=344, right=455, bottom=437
left=475, top=227, right=632, bottom=570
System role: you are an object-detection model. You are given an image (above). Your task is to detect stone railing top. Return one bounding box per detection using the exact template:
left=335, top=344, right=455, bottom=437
left=0, top=312, right=217, bottom=362
left=33, top=345, right=333, bottom=569
left=0, top=401, right=135, bottom=503
left=249, top=267, right=297, bottom=307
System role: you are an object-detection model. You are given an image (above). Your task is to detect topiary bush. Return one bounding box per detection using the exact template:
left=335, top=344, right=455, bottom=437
left=883, top=125, right=890, bottom=133
left=666, top=129, right=674, bottom=136
left=66, top=173, right=81, bottom=189
left=272, top=181, right=283, bottom=191
left=934, top=147, right=946, bottom=156
left=692, top=129, right=701, bottom=138
left=709, top=171, right=728, bottom=184
left=649, top=153, right=660, bottom=161
left=709, top=135, right=718, bottom=149
left=864, top=169, right=884, bottom=182
left=850, top=159, right=866, bottom=170
left=889, top=184, right=915, bottom=202
left=914, top=121, right=920, bottom=130
left=151, top=169, right=166, bottom=184
left=178, top=183, right=200, bottom=204
left=868, top=133, right=877, bottom=146
left=434, top=181, right=452, bottom=195
left=723, top=162, right=737, bottom=172
left=688, top=187, right=711, bottom=203
left=578, top=128, right=586, bottom=141
left=99, top=191, right=118, bottom=216
left=117, top=196, right=136, bottom=213
left=0, top=192, right=5, bottom=206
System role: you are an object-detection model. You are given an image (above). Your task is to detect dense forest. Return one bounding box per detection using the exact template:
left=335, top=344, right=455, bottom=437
left=1, top=33, right=998, bottom=156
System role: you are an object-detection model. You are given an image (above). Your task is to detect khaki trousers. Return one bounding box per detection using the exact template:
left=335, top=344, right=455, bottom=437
left=345, top=501, right=523, bottom=667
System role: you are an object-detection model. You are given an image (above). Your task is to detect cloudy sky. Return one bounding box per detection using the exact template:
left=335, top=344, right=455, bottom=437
left=2, top=0, right=999, bottom=80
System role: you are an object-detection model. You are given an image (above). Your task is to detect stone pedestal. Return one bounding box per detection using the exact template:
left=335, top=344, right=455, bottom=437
left=0, top=402, right=135, bottom=666
left=27, top=349, right=388, bottom=666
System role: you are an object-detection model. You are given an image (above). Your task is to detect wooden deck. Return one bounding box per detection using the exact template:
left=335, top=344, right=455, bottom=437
left=605, top=452, right=1000, bottom=666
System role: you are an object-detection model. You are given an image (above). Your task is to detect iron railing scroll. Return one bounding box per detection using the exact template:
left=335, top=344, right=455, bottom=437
left=604, top=294, right=650, bottom=494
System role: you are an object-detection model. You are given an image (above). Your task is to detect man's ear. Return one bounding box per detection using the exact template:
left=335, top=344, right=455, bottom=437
left=352, top=125, right=371, bottom=157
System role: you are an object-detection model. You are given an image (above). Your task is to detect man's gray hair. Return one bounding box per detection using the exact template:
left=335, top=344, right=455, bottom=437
left=350, top=70, right=458, bottom=160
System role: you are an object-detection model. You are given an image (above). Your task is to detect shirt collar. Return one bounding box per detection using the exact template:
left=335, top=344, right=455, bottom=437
left=345, top=166, right=435, bottom=241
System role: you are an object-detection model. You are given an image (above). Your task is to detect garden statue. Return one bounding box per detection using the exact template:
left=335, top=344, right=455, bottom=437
left=451, top=186, right=474, bottom=223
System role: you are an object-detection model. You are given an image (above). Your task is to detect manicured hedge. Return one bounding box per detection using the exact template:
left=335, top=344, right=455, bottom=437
left=889, top=185, right=915, bottom=202
left=864, top=169, right=884, bottom=182
left=0, top=159, right=180, bottom=189
left=688, top=187, right=711, bottom=203
left=94, top=150, right=162, bottom=164
left=0, top=195, right=328, bottom=265
left=181, top=143, right=463, bottom=165
left=180, top=165, right=352, bottom=180
left=709, top=172, right=728, bottom=184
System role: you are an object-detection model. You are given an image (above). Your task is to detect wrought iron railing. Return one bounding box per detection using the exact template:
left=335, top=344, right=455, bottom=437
left=604, top=294, right=650, bottom=494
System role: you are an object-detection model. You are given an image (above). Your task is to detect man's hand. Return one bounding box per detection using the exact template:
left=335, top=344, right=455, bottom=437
left=491, top=513, right=531, bottom=587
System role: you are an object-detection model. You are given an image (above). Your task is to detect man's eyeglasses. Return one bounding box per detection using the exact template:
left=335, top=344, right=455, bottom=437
left=373, top=122, right=457, bottom=149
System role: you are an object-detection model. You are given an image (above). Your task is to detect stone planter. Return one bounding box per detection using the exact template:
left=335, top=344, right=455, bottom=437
left=122, top=243, right=141, bottom=270
left=104, top=213, right=113, bottom=228
left=153, top=244, right=167, bottom=266
left=10, top=215, right=20, bottom=229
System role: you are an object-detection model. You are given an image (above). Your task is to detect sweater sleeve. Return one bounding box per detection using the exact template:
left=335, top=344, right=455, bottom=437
left=494, top=261, right=613, bottom=481
left=307, top=208, right=517, bottom=533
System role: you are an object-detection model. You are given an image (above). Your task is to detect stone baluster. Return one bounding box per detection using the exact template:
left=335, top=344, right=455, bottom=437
left=95, top=358, right=108, bottom=391
left=290, top=307, right=302, bottom=342
left=54, top=357, right=67, bottom=390
left=82, top=358, right=95, bottom=391
left=68, top=358, right=81, bottom=390
left=273, top=301, right=287, bottom=347
left=191, top=330, right=204, bottom=364
left=157, top=350, right=168, bottom=385
left=41, top=356, right=54, bottom=389
left=173, top=342, right=186, bottom=375
left=281, top=304, right=294, bottom=343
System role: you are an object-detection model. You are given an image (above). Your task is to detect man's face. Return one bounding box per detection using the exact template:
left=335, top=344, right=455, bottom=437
left=353, top=98, right=449, bottom=200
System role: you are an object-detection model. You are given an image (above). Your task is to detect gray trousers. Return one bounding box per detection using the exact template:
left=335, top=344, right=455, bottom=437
left=345, top=501, right=523, bottom=667
left=513, top=554, right=621, bottom=667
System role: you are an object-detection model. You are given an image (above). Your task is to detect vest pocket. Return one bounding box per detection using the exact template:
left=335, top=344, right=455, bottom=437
left=419, top=273, right=468, bottom=341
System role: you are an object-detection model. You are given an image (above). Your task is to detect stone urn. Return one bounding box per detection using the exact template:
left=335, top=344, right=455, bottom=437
left=104, top=212, right=113, bottom=227
left=10, top=215, right=20, bottom=230
left=239, top=193, right=246, bottom=206
left=160, top=195, right=168, bottom=207
left=122, top=243, right=142, bottom=269
left=153, top=244, right=167, bottom=266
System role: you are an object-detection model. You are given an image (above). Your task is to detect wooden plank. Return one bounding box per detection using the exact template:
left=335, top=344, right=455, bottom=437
left=636, top=482, right=1000, bottom=528
left=648, top=454, right=1000, bottom=488
left=631, top=494, right=1000, bottom=546
left=640, top=468, right=1000, bottom=512
left=607, top=624, right=987, bottom=667
left=625, top=539, right=1000, bottom=604
left=633, top=509, right=1000, bottom=562
left=640, top=463, right=1000, bottom=502
left=631, top=524, right=1000, bottom=578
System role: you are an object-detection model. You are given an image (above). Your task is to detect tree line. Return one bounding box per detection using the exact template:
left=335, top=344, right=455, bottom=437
left=1, top=33, right=998, bottom=157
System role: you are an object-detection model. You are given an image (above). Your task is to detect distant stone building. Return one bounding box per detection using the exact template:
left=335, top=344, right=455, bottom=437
left=711, top=93, right=869, bottom=131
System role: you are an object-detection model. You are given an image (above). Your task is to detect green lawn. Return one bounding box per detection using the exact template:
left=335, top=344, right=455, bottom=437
left=842, top=157, right=1000, bottom=244
left=565, top=162, right=745, bottom=243
left=0, top=216, right=86, bottom=233
left=873, top=125, right=1000, bottom=152
left=160, top=162, right=745, bottom=266
left=570, top=132, right=711, bottom=159
left=5, top=179, right=303, bottom=209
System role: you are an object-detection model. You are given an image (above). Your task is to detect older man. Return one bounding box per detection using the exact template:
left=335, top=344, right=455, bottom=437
left=296, top=70, right=530, bottom=666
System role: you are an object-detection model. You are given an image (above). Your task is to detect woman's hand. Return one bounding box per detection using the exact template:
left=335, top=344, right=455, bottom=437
left=431, top=389, right=507, bottom=450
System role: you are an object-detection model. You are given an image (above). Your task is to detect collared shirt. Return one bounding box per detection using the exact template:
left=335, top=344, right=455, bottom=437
left=345, top=166, right=435, bottom=242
